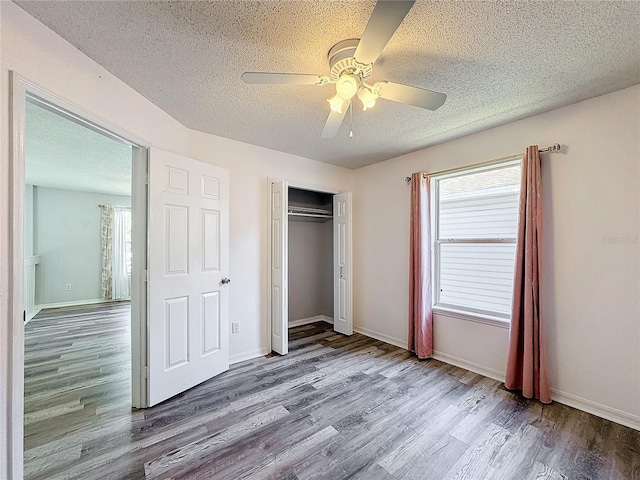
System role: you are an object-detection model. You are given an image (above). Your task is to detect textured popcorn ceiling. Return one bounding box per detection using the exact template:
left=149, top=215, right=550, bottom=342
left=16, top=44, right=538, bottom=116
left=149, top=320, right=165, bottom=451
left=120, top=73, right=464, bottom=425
left=16, top=1, right=640, bottom=169
left=26, top=101, right=132, bottom=195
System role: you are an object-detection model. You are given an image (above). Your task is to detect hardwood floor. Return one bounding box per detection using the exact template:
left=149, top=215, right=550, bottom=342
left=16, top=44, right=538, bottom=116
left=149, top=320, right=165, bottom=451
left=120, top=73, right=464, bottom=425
left=24, top=304, right=640, bottom=480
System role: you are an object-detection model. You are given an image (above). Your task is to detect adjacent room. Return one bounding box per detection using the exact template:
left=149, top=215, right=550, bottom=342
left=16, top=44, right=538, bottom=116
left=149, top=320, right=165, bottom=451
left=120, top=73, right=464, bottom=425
left=22, top=98, right=136, bottom=473
left=24, top=99, right=134, bottom=318
left=1, top=1, right=638, bottom=479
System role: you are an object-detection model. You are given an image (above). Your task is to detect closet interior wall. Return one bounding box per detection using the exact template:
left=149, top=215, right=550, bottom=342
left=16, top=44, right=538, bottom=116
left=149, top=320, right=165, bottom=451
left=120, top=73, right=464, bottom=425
left=287, top=187, right=334, bottom=325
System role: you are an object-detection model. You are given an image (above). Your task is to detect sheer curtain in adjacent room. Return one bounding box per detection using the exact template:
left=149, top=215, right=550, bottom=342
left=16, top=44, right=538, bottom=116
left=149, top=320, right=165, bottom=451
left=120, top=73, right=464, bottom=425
left=101, top=205, right=131, bottom=301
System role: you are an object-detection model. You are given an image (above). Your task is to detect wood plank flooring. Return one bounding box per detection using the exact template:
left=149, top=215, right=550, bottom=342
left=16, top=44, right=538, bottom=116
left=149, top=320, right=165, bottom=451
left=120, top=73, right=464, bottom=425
left=24, top=304, right=640, bottom=479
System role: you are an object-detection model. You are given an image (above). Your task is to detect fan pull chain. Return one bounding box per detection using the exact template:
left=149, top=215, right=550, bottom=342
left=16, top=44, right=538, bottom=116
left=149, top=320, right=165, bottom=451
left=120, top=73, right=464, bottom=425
left=349, top=101, right=354, bottom=139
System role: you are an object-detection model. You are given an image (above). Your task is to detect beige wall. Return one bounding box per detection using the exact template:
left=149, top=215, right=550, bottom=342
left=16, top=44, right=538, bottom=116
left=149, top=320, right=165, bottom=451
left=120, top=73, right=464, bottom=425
left=187, top=130, right=353, bottom=361
left=352, top=84, right=640, bottom=428
left=0, top=3, right=353, bottom=476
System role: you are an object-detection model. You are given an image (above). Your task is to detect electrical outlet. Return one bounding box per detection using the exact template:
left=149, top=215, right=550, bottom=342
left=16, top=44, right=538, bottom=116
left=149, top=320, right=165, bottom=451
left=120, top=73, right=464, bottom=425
left=65, top=284, right=72, bottom=291
left=231, top=322, right=240, bottom=334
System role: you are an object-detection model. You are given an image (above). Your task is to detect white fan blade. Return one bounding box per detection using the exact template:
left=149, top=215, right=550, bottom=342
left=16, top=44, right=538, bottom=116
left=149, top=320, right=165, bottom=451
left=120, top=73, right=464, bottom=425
left=321, top=108, right=348, bottom=139
left=241, top=72, right=328, bottom=85
left=354, top=1, right=415, bottom=66
left=377, top=81, right=447, bottom=110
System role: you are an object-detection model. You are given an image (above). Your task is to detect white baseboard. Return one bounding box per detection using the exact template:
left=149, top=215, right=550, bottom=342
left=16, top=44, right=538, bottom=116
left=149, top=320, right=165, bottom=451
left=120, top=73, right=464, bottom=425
left=230, top=348, right=270, bottom=365
left=37, top=298, right=121, bottom=310
left=550, top=388, right=640, bottom=431
left=353, top=325, right=408, bottom=349
left=432, top=350, right=506, bottom=383
left=24, top=307, right=42, bottom=324
left=229, top=321, right=640, bottom=431
left=352, top=325, right=639, bottom=431
left=288, top=315, right=333, bottom=328
left=431, top=351, right=640, bottom=431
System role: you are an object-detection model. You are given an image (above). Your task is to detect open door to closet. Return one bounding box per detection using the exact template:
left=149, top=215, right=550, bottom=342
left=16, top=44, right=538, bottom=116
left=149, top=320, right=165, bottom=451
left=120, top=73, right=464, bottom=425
left=271, top=181, right=288, bottom=355
left=270, top=182, right=352, bottom=355
left=333, top=193, right=352, bottom=335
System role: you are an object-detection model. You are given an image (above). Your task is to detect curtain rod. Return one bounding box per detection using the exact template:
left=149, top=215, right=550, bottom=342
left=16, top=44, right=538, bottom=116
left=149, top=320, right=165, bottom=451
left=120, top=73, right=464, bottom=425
left=404, top=143, right=561, bottom=184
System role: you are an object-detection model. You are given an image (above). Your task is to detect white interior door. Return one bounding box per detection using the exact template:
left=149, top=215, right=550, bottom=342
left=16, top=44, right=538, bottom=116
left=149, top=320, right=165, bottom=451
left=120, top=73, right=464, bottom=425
left=333, top=192, right=353, bottom=335
left=271, top=181, right=288, bottom=354
left=148, top=147, right=230, bottom=406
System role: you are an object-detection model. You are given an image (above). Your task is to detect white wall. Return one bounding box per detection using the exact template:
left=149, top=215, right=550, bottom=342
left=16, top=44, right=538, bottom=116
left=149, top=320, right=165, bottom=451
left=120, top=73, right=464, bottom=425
left=0, top=3, right=184, bottom=475
left=33, top=187, right=131, bottom=306
left=187, top=131, right=353, bottom=362
left=0, top=0, right=354, bottom=360
left=288, top=219, right=334, bottom=322
left=25, top=185, right=34, bottom=257
left=1, top=4, right=637, bottom=478
left=0, top=4, right=353, bottom=476
left=353, top=85, right=640, bottom=428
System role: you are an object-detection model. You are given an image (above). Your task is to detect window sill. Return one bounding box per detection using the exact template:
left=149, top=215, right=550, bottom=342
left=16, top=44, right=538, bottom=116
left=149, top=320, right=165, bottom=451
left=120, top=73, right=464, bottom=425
left=432, top=306, right=511, bottom=329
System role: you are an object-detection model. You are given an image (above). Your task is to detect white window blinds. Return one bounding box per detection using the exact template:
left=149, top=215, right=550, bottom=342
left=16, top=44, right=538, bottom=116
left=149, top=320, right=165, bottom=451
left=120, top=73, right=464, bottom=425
left=433, top=161, right=521, bottom=319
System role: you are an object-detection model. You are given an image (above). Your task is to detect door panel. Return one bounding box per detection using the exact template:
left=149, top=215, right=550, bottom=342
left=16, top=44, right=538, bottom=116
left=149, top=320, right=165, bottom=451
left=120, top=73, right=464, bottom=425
left=148, top=148, right=229, bottom=406
left=165, top=297, right=189, bottom=368
left=166, top=206, right=188, bottom=274
left=201, top=291, right=221, bottom=354
left=271, top=181, right=288, bottom=354
left=202, top=210, right=220, bottom=271
left=333, top=193, right=352, bottom=335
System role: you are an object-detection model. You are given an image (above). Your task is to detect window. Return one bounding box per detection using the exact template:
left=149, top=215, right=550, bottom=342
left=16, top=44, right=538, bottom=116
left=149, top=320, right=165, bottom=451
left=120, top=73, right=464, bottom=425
left=431, top=159, right=521, bottom=322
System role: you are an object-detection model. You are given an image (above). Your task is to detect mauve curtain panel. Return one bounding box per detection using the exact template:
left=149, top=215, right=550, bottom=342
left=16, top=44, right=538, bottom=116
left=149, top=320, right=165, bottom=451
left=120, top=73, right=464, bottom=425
left=505, top=146, right=551, bottom=403
left=408, top=172, right=433, bottom=359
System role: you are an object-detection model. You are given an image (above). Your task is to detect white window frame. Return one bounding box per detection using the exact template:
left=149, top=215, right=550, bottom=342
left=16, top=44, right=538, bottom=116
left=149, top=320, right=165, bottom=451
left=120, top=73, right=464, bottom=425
left=430, top=158, right=522, bottom=327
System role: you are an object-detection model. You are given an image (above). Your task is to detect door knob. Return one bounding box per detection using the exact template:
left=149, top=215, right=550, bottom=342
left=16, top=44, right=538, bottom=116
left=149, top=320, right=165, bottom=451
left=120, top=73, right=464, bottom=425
left=221, top=277, right=231, bottom=285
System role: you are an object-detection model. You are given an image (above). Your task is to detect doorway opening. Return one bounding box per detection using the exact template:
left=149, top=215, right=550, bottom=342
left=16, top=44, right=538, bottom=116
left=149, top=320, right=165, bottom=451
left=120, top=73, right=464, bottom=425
left=22, top=96, right=138, bottom=468
left=7, top=72, right=150, bottom=477
left=24, top=97, right=134, bottom=317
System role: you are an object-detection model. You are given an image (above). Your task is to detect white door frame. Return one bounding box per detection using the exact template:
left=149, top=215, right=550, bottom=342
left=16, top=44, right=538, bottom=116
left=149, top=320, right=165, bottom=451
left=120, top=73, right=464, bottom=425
left=265, top=177, right=346, bottom=354
left=4, top=71, right=151, bottom=479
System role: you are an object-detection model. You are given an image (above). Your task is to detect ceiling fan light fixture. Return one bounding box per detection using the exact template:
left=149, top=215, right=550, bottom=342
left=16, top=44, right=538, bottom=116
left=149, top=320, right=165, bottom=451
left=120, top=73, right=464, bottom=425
left=241, top=1, right=445, bottom=139
left=357, top=87, right=378, bottom=111
left=335, top=74, right=359, bottom=100
left=327, top=94, right=349, bottom=114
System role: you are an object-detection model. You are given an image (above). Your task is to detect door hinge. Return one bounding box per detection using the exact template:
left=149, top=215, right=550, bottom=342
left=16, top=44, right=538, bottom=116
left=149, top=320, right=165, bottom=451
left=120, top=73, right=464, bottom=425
left=145, top=366, right=149, bottom=379
left=144, top=270, right=149, bottom=282
left=145, top=172, right=149, bottom=185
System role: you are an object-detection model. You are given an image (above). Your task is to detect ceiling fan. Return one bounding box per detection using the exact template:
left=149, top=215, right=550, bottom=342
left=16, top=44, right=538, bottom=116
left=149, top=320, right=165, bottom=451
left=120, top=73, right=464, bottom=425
left=241, top=0, right=446, bottom=139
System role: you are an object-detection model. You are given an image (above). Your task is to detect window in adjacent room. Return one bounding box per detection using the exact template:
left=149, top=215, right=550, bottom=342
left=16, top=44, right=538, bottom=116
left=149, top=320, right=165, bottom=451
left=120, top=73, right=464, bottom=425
left=431, top=159, right=521, bottom=323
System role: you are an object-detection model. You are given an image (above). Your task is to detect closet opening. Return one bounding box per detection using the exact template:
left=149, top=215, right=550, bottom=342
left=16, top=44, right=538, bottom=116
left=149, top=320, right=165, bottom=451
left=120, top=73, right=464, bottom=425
left=269, top=181, right=352, bottom=355
left=288, top=187, right=334, bottom=330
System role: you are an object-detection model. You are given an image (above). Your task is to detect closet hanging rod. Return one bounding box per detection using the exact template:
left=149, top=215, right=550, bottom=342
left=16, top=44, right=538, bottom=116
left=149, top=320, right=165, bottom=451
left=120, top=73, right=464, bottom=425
left=288, top=205, right=332, bottom=215
left=404, top=143, right=561, bottom=184
left=289, top=212, right=333, bottom=218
